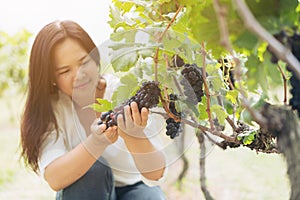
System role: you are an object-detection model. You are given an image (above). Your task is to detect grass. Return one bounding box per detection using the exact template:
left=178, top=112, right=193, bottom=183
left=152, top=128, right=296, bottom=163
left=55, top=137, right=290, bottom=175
left=0, top=94, right=291, bottom=200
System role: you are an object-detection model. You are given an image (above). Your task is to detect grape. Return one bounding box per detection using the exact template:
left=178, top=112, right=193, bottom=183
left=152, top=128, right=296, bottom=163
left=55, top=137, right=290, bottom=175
left=99, top=81, right=161, bottom=127
left=166, top=118, right=182, bottom=139
left=287, top=33, right=300, bottom=117
left=165, top=94, right=183, bottom=139
left=180, top=63, right=204, bottom=104
left=98, top=110, right=117, bottom=127
left=289, top=33, right=300, bottom=60
left=171, top=54, right=185, bottom=68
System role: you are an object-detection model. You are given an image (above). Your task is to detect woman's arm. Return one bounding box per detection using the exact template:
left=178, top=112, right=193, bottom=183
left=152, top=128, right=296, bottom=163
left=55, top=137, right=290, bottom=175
left=44, top=124, right=117, bottom=191
left=117, top=102, right=166, bottom=181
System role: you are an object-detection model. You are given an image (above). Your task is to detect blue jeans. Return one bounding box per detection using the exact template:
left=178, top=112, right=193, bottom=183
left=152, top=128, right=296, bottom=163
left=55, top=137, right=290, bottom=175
left=56, top=157, right=115, bottom=200
left=56, top=157, right=165, bottom=200
left=115, top=181, right=166, bottom=200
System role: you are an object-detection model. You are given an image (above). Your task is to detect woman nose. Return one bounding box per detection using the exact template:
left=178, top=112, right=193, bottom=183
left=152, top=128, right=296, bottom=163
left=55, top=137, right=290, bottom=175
left=74, top=65, right=85, bottom=81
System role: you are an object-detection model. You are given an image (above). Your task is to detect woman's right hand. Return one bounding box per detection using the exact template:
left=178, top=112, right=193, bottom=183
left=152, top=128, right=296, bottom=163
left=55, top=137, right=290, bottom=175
left=82, top=119, right=118, bottom=159
left=90, top=119, right=118, bottom=144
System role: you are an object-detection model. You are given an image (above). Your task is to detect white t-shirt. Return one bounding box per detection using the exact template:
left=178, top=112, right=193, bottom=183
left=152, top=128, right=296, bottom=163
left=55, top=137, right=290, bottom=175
left=38, top=74, right=167, bottom=187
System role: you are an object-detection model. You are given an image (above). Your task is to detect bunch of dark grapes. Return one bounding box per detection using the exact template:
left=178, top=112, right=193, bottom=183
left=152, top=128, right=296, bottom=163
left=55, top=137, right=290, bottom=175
left=180, top=63, right=204, bottom=104
left=99, top=81, right=161, bottom=127
left=98, top=110, right=116, bottom=127
left=165, top=94, right=183, bottom=139
left=287, top=33, right=300, bottom=117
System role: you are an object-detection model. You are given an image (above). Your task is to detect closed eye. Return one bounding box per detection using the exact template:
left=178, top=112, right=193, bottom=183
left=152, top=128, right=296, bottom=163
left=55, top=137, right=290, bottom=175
left=81, top=58, right=92, bottom=67
left=58, top=69, right=70, bottom=75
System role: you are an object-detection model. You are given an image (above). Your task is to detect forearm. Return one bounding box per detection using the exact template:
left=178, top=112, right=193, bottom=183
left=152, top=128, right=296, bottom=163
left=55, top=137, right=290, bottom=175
left=123, top=135, right=166, bottom=181
left=44, top=134, right=110, bottom=191
left=44, top=144, right=95, bottom=191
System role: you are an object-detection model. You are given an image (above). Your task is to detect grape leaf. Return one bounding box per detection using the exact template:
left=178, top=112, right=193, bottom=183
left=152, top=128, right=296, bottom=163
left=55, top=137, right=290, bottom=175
left=226, top=90, right=238, bottom=105
left=211, top=104, right=227, bottom=125
left=89, top=99, right=112, bottom=113
left=197, top=100, right=208, bottom=120
left=237, top=130, right=257, bottom=145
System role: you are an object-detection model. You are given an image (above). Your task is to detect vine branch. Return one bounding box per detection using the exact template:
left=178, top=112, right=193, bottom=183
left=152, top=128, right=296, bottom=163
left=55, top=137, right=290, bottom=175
left=158, top=5, right=184, bottom=42
left=151, top=110, right=237, bottom=143
left=154, top=5, right=183, bottom=82
left=197, top=131, right=215, bottom=200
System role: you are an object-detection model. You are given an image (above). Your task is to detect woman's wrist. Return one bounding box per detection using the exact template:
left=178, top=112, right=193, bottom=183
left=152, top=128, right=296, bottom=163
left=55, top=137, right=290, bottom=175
left=120, top=129, right=147, bottom=142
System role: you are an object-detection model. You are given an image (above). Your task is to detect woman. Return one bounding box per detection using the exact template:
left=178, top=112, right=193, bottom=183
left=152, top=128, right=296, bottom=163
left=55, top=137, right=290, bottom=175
left=20, top=20, right=166, bottom=200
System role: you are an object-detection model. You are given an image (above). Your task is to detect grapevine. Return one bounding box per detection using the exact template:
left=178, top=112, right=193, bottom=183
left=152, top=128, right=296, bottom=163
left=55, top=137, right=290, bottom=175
left=96, top=0, right=300, bottom=199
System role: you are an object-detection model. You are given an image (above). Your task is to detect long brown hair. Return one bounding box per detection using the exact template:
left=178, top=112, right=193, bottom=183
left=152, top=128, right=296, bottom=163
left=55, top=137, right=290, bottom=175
left=20, top=20, right=100, bottom=173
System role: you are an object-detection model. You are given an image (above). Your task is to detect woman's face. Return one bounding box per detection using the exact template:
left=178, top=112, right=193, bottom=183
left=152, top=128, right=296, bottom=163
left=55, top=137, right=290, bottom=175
left=53, top=38, right=98, bottom=104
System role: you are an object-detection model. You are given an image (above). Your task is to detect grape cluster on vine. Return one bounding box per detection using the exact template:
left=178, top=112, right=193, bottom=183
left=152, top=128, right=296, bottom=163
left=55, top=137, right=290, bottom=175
left=165, top=94, right=183, bottom=139
left=98, top=81, right=161, bottom=127
left=267, top=30, right=300, bottom=117
left=287, top=33, right=300, bottom=117
left=180, top=63, right=205, bottom=104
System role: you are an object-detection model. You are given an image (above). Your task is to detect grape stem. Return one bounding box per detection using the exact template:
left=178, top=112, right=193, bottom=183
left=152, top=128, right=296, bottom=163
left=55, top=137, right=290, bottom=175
left=153, top=5, right=184, bottom=82
left=154, top=48, right=159, bottom=82
left=157, top=5, right=183, bottom=42
left=159, top=93, right=181, bottom=122
left=277, top=63, right=288, bottom=105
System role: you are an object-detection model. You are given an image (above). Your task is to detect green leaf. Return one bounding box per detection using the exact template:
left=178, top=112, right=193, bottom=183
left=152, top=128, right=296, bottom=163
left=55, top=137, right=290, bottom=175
left=197, top=97, right=208, bottom=120
left=233, top=31, right=258, bottom=50
left=111, top=51, right=138, bottom=72
left=111, top=85, right=132, bottom=108
left=225, top=90, right=238, bottom=104
left=211, top=104, right=227, bottom=125
left=237, top=130, right=257, bottom=145
left=111, top=72, right=140, bottom=107
left=120, top=72, right=138, bottom=86
left=88, top=99, right=112, bottom=113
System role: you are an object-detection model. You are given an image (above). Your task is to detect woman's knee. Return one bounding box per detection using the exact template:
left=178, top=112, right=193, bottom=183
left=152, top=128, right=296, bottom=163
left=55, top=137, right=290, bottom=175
left=117, top=182, right=165, bottom=200
left=57, top=157, right=115, bottom=200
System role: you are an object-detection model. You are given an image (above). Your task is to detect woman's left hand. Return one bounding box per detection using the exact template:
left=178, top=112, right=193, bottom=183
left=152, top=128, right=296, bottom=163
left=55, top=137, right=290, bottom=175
left=117, top=102, right=148, bottom=140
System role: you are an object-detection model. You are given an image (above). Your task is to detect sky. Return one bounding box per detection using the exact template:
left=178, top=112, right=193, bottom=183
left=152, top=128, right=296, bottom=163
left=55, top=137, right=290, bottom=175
left=0, top=0, right=113, bottom=45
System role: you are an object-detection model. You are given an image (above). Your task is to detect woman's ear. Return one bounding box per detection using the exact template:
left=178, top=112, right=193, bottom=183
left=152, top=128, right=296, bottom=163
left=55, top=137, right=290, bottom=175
left=50, top=82, right=58, bottom=94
